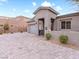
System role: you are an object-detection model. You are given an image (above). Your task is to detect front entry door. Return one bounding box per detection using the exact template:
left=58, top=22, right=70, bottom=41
left=38, top=18, right=44, bottom=35
left=51, top=18, right=54, bottom=31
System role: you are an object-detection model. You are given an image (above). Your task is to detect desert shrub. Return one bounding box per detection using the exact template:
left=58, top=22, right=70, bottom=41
left=59, top=35, right=68, bottom=44
left=46, top=33, right=52, bottom=40
left=3, top=24, right=9, bottom=33
left=0, top=32, right=2, bottom=35
left=11, top=32, right=13, bottom=34
left=20, top=31, right=23, bottom=33
left=4, top=24, right=9, bottom=30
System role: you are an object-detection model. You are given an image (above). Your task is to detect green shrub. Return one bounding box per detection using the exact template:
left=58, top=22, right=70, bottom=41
left=59, top=35, right=68, bottom=44
left=46, top=33, right=52, bottom=40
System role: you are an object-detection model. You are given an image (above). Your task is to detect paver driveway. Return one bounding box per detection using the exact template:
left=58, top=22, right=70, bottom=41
left=0, top=32, right=79, bottom=59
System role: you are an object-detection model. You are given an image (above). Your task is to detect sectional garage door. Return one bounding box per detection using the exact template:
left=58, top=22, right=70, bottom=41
left=28, top=24, right=38, bottom=34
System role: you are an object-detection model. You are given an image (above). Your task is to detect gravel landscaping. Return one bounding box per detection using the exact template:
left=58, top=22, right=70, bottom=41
left=0, top=32, right=79, bottom=59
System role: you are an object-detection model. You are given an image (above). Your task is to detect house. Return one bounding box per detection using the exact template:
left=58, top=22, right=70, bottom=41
left=27, top=6, right=79, bottom=35
left=0, top=16, right=30, bottom=33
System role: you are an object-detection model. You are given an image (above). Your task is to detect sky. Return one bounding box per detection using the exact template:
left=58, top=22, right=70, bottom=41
left=0, top=0, right=78, bottom=18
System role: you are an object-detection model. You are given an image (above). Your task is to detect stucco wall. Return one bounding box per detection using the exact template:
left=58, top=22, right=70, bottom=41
left=56, top=15, right=79, bottom=31
left=50, top=31, right=79, bottom=46
left=71, top=16, right=79, bottom=31
left=33, top=9, right=57, bottom=34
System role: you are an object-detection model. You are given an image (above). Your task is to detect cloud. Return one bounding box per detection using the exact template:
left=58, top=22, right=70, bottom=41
left=41, top=1, right=52, bottom=7
left=0, top=0, right=8, bottom=2
left=55, top=6, right=62, bottom=11
left=12, top=8, right=17, bottom=12
left=24, top=10, right=30, bottom=13
left=52, top=3, right=55, bottom=6
left=32, top=2, right=36, bottom=7
left=0, top=2, right=3, bottom=5
left=41, top=1, right=63, bottom=11
left=0, top=0, right=8, bottom=5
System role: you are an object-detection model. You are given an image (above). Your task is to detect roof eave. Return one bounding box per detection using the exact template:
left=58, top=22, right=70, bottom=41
left=57, top=12, right=79, bottom=18
left=33, top=7, right=59, bottom=15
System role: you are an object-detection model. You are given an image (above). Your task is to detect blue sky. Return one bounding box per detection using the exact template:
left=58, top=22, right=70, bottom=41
left=0, top=0, right=78, bottom=18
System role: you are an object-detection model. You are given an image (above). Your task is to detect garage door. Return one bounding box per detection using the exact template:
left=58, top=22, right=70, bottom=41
left=29, top=24, right=38, bottom=34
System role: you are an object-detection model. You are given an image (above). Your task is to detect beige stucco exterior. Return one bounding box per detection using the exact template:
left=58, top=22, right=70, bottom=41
left=1, top=6, right=79, bottom=35
left=27, top=6, right=79, bottom=35
left=56, top=15, right=79, bottom=31
left=34, top=9, right=57, bottom=30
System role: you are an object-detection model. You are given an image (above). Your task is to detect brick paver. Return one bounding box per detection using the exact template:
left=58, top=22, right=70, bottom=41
left=0, top=32, right=79, bottom=59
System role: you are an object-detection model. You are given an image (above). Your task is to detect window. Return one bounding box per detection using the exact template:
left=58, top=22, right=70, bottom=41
left=61, top=21, right=71, bottom=29
left=61, top=21, right=65, bottom=29
left=66, top=21, right=71, bottom=29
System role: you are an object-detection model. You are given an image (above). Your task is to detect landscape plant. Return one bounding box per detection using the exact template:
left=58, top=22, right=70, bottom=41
left=0, top=32, right=2, bottom=35
left=59, top=35, right=68, bottom=44
left=3, top=24, right=9, bottom=33
left=46, top=33, right=52, bottom=40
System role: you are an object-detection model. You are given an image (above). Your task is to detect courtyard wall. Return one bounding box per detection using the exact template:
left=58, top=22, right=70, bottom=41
left=50, top=31, right=79, bottom=46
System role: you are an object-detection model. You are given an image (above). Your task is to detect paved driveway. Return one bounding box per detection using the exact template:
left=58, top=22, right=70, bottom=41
left=0, top=32, right=79, bottom=59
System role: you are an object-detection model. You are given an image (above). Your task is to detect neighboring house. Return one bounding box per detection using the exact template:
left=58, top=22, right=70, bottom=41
left=27, top=6, right=79, bottom=35
left=0, top=16, right=30, bottom=33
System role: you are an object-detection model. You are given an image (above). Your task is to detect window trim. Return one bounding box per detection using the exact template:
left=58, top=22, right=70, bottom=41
left=61, top=21, right=71, bottom=29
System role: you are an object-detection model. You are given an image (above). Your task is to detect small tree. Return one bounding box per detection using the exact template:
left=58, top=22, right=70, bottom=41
left=3, top=24, right=9, bottom=33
